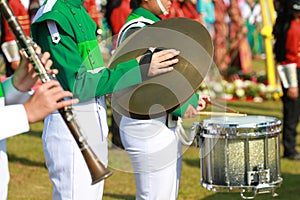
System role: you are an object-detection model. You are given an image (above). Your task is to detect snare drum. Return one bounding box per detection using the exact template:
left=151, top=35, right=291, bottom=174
left=196, top=115, right=283, bottom=199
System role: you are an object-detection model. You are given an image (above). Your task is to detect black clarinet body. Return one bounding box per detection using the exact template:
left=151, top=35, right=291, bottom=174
left=0, top=0, right=112, bottom=184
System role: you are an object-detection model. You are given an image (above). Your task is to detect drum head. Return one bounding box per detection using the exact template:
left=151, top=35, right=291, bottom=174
left=200, top=115, right=282, bottom=138
left=109, top=18, right=214, bottom=119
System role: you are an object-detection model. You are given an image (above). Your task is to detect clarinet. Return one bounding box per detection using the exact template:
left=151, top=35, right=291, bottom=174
left=0, top=0, right=112, bottom=184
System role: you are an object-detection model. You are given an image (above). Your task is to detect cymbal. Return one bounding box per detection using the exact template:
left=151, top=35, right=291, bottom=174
left=108, top=17, right=214, bottom=119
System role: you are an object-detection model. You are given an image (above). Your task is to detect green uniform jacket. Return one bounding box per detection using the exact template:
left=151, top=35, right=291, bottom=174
left=123, top=7, right=199, bottom=117
left=0, top=84, right=4, bottom=106
left=31, top=0, right=145, bottom=102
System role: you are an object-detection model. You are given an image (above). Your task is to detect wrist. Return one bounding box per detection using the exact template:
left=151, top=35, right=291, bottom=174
left=12, top=75, right=26, bottom=92
left=23, top=101, right=35, bottom=123
left=139, top=50, right=153, bottom=81
left=12, top=75, right=20, bottom=90
left=12, top=74, right=33, bottom=92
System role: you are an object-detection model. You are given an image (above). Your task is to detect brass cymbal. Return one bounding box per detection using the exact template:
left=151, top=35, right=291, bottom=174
left=109, top=17, right=214, bottom=119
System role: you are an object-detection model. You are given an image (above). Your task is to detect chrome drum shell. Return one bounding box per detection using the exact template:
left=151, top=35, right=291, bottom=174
left=196, top=115, right=283, bottom=198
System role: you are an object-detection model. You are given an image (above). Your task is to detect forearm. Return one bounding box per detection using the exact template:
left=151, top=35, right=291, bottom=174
left=0, top=104, right=29, bottom=140
left=171, top=93, right=199, bottom=117
left=67, top=59, right=143, bottom=102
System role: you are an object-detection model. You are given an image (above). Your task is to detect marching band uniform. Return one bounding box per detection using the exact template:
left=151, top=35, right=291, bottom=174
left=2, top=0, right=31, bottom=42
left=2, top=0, right=30, bottom=43
left=0, top=78, right=32, bottom=139
left=1, top=0, right=31, bottom=76
left=31, top=0, right=155, bottom=199
left=117, top=6, right=200, bottom=199
left=163, top=0, right=200, bottom=22
left=0, top=78, right=31, bottom=200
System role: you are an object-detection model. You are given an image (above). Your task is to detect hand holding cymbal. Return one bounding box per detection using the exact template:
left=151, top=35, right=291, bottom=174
left=109, top=17, right=214, bottom=119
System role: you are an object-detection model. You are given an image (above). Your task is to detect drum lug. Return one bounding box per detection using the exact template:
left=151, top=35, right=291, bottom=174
left=193, top=122, right=204, bottom=148
left=247, top=164, right=270, bottom=185
left=241, top=184, right=279, bottom=199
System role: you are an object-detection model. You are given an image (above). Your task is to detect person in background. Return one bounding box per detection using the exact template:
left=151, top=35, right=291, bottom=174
left=0, top=48, right=76, bottom=200
left=105, top=0, right=131, bottom=36
left=163, top=0, right=202, bottom=23
left=1, top=0, right=30, bottom=77
left=182, top=0, right=202, bottom=22
left=28, top=0, right=45, bottom=21
left=213, top=0, right=252, bottom=74
left=105, top=0, right=132, bottom=149
left=30, top=0, right=180, bottom=199
left=116, top=0, right=210, bottom=199
left=273, top=0, right=300, bottom=160
left=197, top=0, right=215, bottom=37
left=83, top=0, right=102, bottom=28
left=239, top=0, right=264, bottom=59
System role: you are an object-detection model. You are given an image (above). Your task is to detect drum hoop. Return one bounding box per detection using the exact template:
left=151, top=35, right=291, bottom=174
left=200, top=116, right=281, bottom=128
left=199, top=117, right=282, bottom=139
left=201, top=120, right=281, bottom=129
left=201, top=177, right=283, bottom=193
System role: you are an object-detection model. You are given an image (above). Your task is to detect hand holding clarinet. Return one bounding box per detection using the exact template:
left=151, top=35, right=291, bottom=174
left=0, top=0, right=112, bottom=183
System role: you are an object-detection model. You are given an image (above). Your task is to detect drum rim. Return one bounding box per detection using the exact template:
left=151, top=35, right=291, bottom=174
left=200, top=177, right=283, bottom=193
left=200, top=115, right=281, bottom=126
left=200, top=177, right=283, bottom=192
left=198, top=115, right=282, bottom=138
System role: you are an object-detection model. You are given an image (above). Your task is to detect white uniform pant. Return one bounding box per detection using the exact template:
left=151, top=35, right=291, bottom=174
left=42, top=97, right=108, bottom=200
left=120, top=116, right=182, bottom=200
left=0, top=139, right=9, bottom=200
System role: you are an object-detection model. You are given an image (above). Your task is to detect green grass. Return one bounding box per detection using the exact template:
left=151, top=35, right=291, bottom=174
left=6, top=99, right=300, bottom=200
left=6, top=59, right=300, bottom=199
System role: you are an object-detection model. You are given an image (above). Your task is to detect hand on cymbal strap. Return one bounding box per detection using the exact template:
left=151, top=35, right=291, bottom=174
left=137, top=47, right=180, bottom=80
